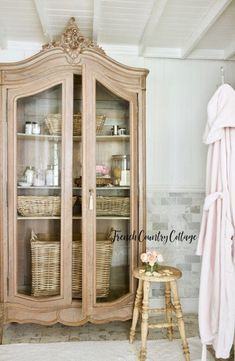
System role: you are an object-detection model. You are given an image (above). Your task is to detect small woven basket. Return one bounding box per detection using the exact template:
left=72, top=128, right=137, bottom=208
left=96, top=197, right=130, bottom=216
left=17, top=196, right=77, bottom=217
left=31, top=231, right=113, bottom=298
left=45, top=114, right=62, bottom=135
left=74, top=177, right=112, bottom=187
left=45, top=113, right=106, bottom=136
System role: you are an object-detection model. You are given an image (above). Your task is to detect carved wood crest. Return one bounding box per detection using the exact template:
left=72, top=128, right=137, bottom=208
left=42, top=17, right=105, bottom=61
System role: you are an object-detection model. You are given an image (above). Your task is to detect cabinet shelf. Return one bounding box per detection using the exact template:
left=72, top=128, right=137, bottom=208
left=96, top=216, right=130, bottom=220
left=74, top=135, right=130, bottom=142
left=96, top=186, right=130, bottom=190
left=95, top=135, right=130, bottom=141
left=17, top=216, right=129, bottom=220
left=73, top=216, right=130, bottom=220
left=17, top=186, right=61, bottom=189
left=17, top=216, right=61, bottom=220
left=17, top=133, right=61, bottom=141
left=73, top=186, right=130, bottom=190
left=17, top=133, right=129, bottom=142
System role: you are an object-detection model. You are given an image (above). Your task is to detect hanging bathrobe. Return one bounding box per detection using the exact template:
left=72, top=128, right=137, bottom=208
left=197, top=83, right=235, bottom=360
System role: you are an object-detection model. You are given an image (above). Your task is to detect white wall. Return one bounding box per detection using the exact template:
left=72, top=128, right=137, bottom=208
left=1, top=45, right=235, bottom=192
left=112, top=54, right=235, bottom=191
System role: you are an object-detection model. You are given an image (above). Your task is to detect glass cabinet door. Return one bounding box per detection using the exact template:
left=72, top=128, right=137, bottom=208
left=72, top=74, right=83, bottom=301
left=8, top=77, right=73, bottom=304
left=95, top=80, right=135, bottom=303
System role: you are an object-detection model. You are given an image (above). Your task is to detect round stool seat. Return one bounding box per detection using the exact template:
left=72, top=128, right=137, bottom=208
left=133, top=266, right=182, bottom=283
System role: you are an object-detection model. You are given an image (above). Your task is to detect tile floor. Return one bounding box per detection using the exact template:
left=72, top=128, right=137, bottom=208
left=2, top=314, right=234, bottom=360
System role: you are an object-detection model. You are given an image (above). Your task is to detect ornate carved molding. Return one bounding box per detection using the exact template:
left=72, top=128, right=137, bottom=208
left=42, top=17, right=105, bottom=62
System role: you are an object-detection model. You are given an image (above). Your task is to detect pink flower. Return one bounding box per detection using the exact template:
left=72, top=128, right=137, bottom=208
left=157, top=253, right=164, bottom=263
left=140, top=253, right=148, bottom=263
left=140, top=249, right=164, bottom=266
left=147, top=253, right=157, bottom=266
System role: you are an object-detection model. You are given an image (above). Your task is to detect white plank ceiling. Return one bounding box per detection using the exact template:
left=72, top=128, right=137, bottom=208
left=0, top=0, right=235, bottom=59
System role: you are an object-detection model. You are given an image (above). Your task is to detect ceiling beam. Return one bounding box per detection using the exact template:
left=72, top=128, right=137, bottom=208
left=33, top=0, right=51, bottom=41
left=93, top=0, right=101, bottom=43
left=224, top=40, right=235, bottom=59
left=139, top=0, right=168, bottom=55
left=181, top=0, right=232, bottom=59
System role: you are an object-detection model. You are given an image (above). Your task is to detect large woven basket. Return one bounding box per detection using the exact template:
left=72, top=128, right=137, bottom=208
left=31, top=240, right=60, bottom=297
left=96, top=197, right=130, bottom=216
left=45, top=113, right=106, bottom=136
left=17, top=196, right=77, bottom=217
left=31, top=232, right=113, bottom=298
left=72, top=239, right=113, bottom=298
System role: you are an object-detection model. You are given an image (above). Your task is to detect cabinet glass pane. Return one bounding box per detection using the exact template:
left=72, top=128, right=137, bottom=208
left=95, top=81, right=131, bottom=303
left=16, top=85, right=62, bottom=297
left=72, top=74, right=82, bottom=300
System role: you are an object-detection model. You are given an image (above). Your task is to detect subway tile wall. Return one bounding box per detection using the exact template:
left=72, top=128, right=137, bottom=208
left=146, top=190, right=205, bottom=311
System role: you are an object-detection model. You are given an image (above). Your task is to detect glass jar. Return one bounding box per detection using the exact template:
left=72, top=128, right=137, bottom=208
left=112, top=155, right=130, bottom=186
left=25, top=122, right=32, bottom=135
left=24, top=166, right=35, bottom=185
left=32, top=122, right=40, bottom=135
left=46, top=165, right=54, bottom=186
left=33, top=169, right=45, bottom=186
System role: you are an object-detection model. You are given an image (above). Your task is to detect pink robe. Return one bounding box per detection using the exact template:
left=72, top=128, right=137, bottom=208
left=197, top=83, right=235, bottom=360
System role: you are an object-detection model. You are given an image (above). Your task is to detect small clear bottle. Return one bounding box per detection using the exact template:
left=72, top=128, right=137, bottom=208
left=33, top=169, right=45, bottom=186
left=24, top=166, right=35, bottom=185
left=46, top=165, right=54, bottom=186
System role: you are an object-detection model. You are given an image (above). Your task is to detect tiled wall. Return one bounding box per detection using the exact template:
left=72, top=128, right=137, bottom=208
left=146, top=189, right=205, bottom=312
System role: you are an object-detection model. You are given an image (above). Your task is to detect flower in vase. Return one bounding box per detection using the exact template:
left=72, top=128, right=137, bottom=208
left=140, top=249, right=164, bottom=274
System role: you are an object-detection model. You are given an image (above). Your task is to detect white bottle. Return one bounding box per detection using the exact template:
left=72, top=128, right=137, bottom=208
left=46, top=165, right=54, bottom=186
left=24, top=166, right=35, bottom=186
left=53, top=143, right=59, bottom=186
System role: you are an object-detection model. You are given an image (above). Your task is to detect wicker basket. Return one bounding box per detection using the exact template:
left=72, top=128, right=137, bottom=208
left=31, top=232, right=113, bottom=298
left=31, top=240, right=60, bottom=297
left=17, top=196, right=77, bottom=217
left=72, top=239, right=113, bottom=298
left=74, top=177, right=112, bottom=187
left=45, top=113, right=106, bottom=136
left=73, top=114, right=105, bottom=136
left=80, top=197, right=130, bottom=216
left=45, top=114, right=62, bottom=135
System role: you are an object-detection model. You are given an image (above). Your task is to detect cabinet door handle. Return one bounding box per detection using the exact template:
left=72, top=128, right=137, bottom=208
left=89, top=189, right=94, bottom=210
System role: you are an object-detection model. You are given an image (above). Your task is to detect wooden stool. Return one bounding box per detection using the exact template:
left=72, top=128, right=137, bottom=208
left=129, top=266, right=190, bottom=361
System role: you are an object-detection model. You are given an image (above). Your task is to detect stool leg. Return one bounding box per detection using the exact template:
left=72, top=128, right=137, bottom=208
left=129, top=279, right=143, bottom=343
left=140, top=280, right=150, bottom=361
left=170, top=281, right=190, bottom=361
left=165, top=282, right=173, bottom=341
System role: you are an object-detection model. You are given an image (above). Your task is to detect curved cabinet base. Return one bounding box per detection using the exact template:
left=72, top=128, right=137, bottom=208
left=5, top=301, right=133, bottom=326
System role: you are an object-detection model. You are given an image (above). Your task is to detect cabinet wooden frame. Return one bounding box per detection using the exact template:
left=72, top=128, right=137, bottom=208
left=0, top=19, right=148, bottom=338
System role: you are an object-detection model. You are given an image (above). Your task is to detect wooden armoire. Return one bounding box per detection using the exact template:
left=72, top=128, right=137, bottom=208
left=0, top=17, right=148, bottom=340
